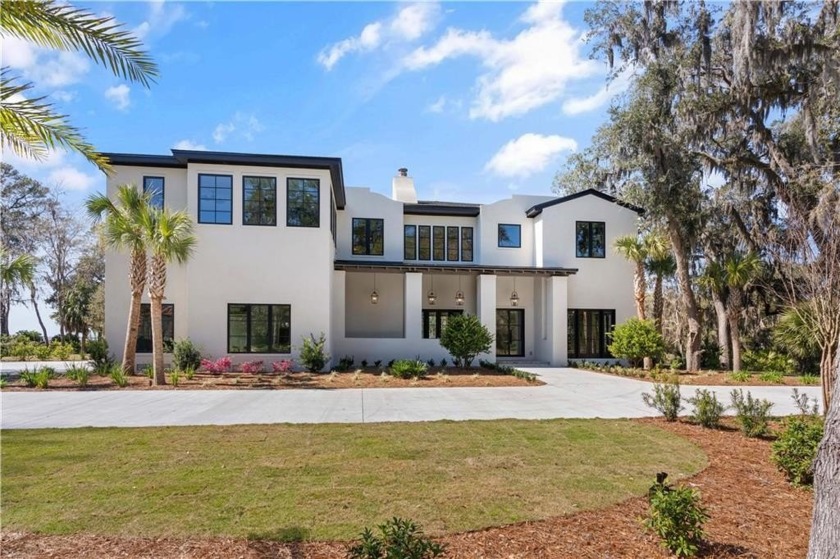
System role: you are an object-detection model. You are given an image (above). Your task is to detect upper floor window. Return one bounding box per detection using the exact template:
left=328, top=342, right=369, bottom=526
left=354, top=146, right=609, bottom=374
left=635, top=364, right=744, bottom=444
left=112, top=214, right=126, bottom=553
left=352, top=218, right=384, bottom=256
left=461, top=227, right=474, bottom=261
left=287, top=178, right=320, bottom=227
left=498, top=224, right=521, bottom=248
left=243, top=176, right=276, bottom=226
left=228, top=303, right=291, bottom=353
left=405, top=225, right=473, bottom=262
left=404, top=225, right=417, bottom=260
left=432, top=226, right=446, bottom=261
left=447, top=227, right=459, bottom=261
left=198, top=174, right=233, bottom=224
left=143, top=176, right=164, bottom=208
left=576, top=221, right=606, bottom=258
left=418, top=225, right=431, bottom=260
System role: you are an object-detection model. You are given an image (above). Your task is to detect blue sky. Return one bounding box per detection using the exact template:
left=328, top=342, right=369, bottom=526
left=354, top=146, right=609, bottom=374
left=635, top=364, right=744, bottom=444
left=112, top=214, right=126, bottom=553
left=4, top=0, right=629, bottom=333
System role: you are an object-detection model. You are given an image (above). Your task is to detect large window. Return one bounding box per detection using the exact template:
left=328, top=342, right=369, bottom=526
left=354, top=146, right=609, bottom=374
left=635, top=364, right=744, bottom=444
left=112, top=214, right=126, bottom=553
left=432, top=226, right=445, bottom=261
left=418, top=225, right=431, bottom=260
left=498, top=224, right=521, bottom=248
left=228, top=304, right=291, bottom=353
left=287, top=178, right=320, bottom=227
left=446, top=227, right=459, bottom=261
left=404, top=225, right=417, bottom=260
left=422, top=309, right=463, bottom=339
left=136, top=303, right=173, bottom=353
left=243, top=176, right=276, bottom=226
left=496, top=309, right=524, bottom=356
left=567, top=309, right=615, bottom=358
left=461, top=227, right=474, bottom=261
left=576, top=221, right=606, bottom=258
left=143, top=176, right=164, bottom=209
left=352, top=218, right=384, bottom=255
left=198, top=174, right=233, bottom=224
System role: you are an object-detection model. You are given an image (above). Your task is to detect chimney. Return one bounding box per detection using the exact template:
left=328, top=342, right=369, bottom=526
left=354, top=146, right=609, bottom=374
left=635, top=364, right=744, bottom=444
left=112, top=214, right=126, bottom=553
left=392, top=167, right=418, bottom=203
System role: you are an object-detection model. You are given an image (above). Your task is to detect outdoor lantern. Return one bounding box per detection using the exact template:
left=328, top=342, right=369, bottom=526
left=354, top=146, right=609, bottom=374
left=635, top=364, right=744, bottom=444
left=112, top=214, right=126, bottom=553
left=455, top=275, right=464, bottom=306
left=510, top=277, right=519, bottom=307
left=427, top=275, right=437, bottom=305
left=370, top=273, right=379, bottom=304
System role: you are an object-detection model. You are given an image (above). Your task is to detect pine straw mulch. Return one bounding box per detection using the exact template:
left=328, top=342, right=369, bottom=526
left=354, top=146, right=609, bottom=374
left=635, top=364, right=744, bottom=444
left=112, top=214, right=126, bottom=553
left=0, top=419, right=813, bottom=559
left=580, top=366, right=815, bottom=387
left=1, top=369, right=541, bottom=392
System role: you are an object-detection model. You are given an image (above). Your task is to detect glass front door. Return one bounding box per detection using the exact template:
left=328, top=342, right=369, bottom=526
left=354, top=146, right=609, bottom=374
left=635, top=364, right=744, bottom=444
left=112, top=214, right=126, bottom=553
left=496, top=309, right=525, bottom=357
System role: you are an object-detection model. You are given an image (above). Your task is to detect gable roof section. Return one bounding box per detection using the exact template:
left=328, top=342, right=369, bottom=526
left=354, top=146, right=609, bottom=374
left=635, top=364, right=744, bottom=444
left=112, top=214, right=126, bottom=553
left=525, top=188, right=644, bottom=217
left=404, top=200, right=481, bottom=217
left=103, top=150, right=347, bottom=209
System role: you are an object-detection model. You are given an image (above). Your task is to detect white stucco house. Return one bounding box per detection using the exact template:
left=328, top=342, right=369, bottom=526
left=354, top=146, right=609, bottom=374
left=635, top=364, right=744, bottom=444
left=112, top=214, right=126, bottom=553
left=102, top=150, right=642, bottom=368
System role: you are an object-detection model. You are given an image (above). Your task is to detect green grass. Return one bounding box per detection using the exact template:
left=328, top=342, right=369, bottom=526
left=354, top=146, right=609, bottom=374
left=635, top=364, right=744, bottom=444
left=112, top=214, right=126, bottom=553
left=1, top=420, right=705, bottom=541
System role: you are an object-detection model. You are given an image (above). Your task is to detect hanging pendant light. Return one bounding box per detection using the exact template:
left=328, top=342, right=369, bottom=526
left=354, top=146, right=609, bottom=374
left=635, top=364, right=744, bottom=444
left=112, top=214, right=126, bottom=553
left=427, top=274, right=437, bottom=305
left=370, top=273, right=379, bottom=304
left=510, top=276, right=519, bottom=307
left=455, top=275, right=465, bottom=306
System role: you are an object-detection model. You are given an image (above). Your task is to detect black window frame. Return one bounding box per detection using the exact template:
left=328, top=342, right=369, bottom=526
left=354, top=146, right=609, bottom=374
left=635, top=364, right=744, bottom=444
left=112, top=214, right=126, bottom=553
left=242, top=175, right=277, bottom=226
left=461, top=227, right=474, bottom=262
left=286, top=178, right=320, bottom=228
left=143, top=176, right=165, bottom=209
left=496, top=308, right=525, bottom=357
left=352, top=218, right=384, bottom=256
left=136, top=303, right=174, bottom=353
left=422, top=309, right=464, bottom=339
left=404, top=225, right=417, bottom=260
left=198, top=173, right=233, bottom=225
left=498, top=223, right=521, bottom=248
left=418, top=225, right=431, bottom=261
left=432, top=226, right=446, bottom=261
left=567, top=309, right=615, bottom=358
left=576, top=221, right=606, bottom=258
left=227, top=303, right=292, bottom=354
left=446, top=226, right=460, bottom=261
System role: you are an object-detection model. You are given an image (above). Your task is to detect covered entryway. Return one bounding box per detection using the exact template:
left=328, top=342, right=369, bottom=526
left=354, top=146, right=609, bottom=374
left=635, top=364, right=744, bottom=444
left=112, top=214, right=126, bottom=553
left=496, top=309, right=525, bottom=356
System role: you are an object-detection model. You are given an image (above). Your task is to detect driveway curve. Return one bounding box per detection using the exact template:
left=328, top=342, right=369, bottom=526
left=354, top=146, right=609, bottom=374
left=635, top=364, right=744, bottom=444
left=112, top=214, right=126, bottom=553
left=0, top=368, right=820, bottom=429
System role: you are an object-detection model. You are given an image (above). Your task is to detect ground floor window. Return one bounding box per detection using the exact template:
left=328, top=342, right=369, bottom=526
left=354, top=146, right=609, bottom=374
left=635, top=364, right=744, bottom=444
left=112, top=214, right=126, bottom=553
left=497, top=309, right=524, bottom=356
left=136, top=303, right=174, bottom=353
left=228, top=304, right=291, bottom=353
left=423, top=309, right=463, bottom=339
left=567, top=309, right=615, bottom=358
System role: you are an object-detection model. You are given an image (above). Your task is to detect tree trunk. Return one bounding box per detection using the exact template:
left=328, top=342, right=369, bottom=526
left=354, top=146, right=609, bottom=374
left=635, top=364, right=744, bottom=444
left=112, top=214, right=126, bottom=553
left=634, top=262, right=647, bottom=320
left=820, top=342, right=837, bottom=413
left=122, top=247, right=147, bottom=374
left=30, top=284, right=49, bottom=343
left=807, top=339, right=840, bottom=559
left=653, top=274, right=664, bottom=335
left=729, top=290, right=743, bottom=372
left=0, top=291, right=9, bottom=336
left=667, top=220, right=702, bottom=371
left=712, top=295, right=730, bottom=371
left=150, top=294, right=166, bottom=385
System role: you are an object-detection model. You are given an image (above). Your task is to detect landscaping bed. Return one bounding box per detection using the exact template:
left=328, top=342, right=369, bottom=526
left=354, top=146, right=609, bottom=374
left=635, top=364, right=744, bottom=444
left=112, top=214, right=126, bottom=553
left=572, top=363, right=818, bottom=387
left=0, top=418, right=811, bottom=558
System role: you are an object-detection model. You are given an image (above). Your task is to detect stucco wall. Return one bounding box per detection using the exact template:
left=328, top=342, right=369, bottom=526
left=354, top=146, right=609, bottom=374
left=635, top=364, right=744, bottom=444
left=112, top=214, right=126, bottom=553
left=345, top=272, right=405, bottom=337
left=337, top=188, right=404, bottom=261
left=478, top=195, right=553, bottom=267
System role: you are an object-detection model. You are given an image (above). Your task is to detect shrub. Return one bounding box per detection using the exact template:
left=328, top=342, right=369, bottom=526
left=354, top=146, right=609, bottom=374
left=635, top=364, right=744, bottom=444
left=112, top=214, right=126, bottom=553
left=49, top=341, right=74, bottom=360
left=15, top=330, right=44, bottom=343
left=240, top=360, right=264, bottom=374
left=30, top=366, right=55, bottom=389
left=361, top=359, right=369, bottom=368
left=512, top=369, right=538, bottom=382
left=51, top=334, right=81, bottom=353
left=374, top=359, right=382, bottom=369
left=34, top=343, right=52, bottom=360
left=479, top=359, right=496, bottom=370
left=0, top=377, right=6, bottom=388
left=272, top=359, right=294, bottom=373
left=772, top=415, right=823, bottom=486
left=607, top=318, right=665, bottom=367
left=759, top=370, right=784, bottom=383
left=439, top=313, right=493, bottom=368
left=742, top=349, right=795, bottom=374
left=799, top=373, right=819, bottom=385
left=390, top=359, right=428, bottom=379
left=169, top=370, right=181, bottom=387
left=110, top=365, right=129, bottom=387
left=335, top=355, right=355, bottom=372
left=183, top=367, right=195, bottom=380
left=300, top=333, right=329, bottom=372
left=729, top=370, right=752, bottom=382
left=347, top=517, right=445, bottom=559
left=66, top=365, right=91, bottom=387
left=172, top=338, right=202, bottom=372
left=439, top=358, right=447, bottom=368
left=387, top=359, right=395, bottom=368
left=201, top=356, right=232, bottom=373
left=645, top=473, right=708, bottom=557
left=642, top=382, right=683, bottom=421
left=730, top=389, right=774, bottom=437
left=19, top=368, right=37, bottom=387
left=686, top=389, right=725, bottom=428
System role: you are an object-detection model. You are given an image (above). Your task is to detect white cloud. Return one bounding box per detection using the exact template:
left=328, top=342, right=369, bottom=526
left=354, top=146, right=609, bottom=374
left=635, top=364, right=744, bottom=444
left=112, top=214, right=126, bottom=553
left=562, top=67, right=634, bottom=115
left=427, top=95, right=447, bottom=113
left=47, top=167, right=99, bottom=191
left=318, top=2, right=440, bottom=70
left=133, top=0, right=189, bottom=41
left=1, top=36, right=90, bottom=87
left=212, top=112, right=264, bottom=144
left=173, top=139, right=207, bottom=151
left=403, top=0, right=600, bottom=121
left=485, top=133, right=577, bottom=178
left=105, top=84, right=131, bottom=110
left=52, top=90, right=77, bottom=103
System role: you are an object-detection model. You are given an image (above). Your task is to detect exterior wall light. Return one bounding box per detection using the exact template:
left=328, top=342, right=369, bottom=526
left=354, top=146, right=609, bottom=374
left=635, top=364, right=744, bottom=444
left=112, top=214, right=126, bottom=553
left=370, top=273, right=379, bottom=304
left=510, top=276, right=519, bottom=307
left=455, top=275, right=464, bottom=306
left=427, top=274, right=436, bottom=305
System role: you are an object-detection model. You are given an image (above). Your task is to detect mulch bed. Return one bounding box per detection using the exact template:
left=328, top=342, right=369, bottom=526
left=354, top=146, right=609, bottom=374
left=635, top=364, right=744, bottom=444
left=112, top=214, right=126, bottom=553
left=0, top=419, right=813, bottom=558
left=1, top=369, right=542, bottom=391
left=582, top=367, right=815, bottom=387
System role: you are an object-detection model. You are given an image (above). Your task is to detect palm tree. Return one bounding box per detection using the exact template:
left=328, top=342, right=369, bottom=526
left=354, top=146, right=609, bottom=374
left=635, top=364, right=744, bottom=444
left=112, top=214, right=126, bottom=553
left=614, top=235, right=648, bottom=320
left=699, top=260, right=731, bottom=371
left=144, top=208, right=195, bottom=385
left=1, top=1, right=158, bottom=171
left=645, top=233, right=676, bottom=336
left=0, top=250, right=36, bottom=335
left=724, top=252, right=762, bottom=372
left=86, top=185, right=153, bottom=374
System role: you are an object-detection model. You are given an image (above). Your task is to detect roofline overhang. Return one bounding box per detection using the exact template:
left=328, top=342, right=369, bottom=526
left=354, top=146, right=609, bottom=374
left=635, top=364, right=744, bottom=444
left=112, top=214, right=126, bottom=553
left=403, top=204, right=481, bottom=217
left=334, top=260, right=577, bottom=276
left=526, top=188, right=644, bottom=217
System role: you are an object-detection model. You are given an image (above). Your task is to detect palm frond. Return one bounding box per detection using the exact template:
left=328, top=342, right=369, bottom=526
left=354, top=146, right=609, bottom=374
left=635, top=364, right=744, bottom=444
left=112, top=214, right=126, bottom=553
left=0, top=0, right=158, bottom=87
left=0, top=71, right=110, bottom=172
left=147, top=208, right=196, bottom=265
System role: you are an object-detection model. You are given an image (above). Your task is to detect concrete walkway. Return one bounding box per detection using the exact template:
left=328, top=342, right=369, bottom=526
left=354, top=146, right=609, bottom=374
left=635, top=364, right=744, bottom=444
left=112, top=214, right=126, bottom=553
left=0, top=367, right=819, bottom=429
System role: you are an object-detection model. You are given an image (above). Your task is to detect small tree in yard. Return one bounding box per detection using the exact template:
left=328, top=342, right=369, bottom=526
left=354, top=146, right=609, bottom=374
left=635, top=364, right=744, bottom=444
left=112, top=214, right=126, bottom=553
left=440, top=314, right=493, bottom=368
left=608, top=318, right=665, bottom=368
left=300, top=333, right=329, bottom=372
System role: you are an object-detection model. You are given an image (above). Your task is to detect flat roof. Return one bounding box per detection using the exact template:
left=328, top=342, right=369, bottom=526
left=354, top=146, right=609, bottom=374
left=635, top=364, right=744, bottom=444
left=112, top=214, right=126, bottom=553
left=102, top=150, right=346, bottom=209
left=526, top=188, right=644, bottom=217
left=403, top=201, right=481, bottom=217
left=335, top=260, right=577, bottom=276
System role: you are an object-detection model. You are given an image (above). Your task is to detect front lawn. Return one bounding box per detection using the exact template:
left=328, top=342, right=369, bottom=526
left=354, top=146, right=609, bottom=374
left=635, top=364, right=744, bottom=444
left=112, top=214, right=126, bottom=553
left=1, top=419, right=705, bottom=541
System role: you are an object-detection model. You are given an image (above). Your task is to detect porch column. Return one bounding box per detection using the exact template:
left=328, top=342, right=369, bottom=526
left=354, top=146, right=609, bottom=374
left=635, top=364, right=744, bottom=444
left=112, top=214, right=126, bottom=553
left=548, top=276, right=568, bottom=366
left=331, top=270, right=346, bottom=361
left=476, top=274, right=497, bottom=361
left=405, top=272, right=423, bottom=340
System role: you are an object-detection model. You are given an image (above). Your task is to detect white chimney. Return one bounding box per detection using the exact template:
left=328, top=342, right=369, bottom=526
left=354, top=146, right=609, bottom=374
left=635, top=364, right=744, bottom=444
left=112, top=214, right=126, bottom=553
left=392, top=167, right=418, bottom=203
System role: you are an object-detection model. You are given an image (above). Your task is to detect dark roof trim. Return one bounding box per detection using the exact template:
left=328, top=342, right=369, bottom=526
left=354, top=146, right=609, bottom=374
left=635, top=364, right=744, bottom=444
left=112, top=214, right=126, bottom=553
left=103, top=150, right=346, bottom=209
left=526, top=188, right=644, bottom=217
left=335, top=260, right=577, bottom=276
left=403, top=203, right=480, bottom=217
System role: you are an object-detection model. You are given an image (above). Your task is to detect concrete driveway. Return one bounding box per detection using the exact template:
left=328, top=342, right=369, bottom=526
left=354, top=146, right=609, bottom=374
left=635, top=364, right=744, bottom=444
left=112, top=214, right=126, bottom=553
left=0, top=367, right=819, bottom=429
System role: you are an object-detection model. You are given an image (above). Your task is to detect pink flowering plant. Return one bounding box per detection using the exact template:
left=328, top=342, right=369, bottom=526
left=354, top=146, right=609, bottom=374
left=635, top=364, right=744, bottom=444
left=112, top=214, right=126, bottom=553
left=272, top=359, right=294, bottom=373
left=240, top=360, right=264, bottom=374
left=200, top=356, right=232, bottom=373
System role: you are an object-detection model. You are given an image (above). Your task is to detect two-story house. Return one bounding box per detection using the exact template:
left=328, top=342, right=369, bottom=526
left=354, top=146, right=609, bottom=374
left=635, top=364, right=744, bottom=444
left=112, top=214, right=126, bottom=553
left=103, top=150, right=641, bottom=368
